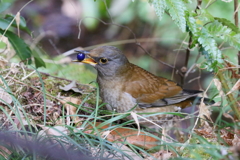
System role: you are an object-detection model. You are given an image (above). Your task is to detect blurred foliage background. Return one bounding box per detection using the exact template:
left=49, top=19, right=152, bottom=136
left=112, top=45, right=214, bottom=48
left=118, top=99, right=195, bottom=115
left=4, top=0, right=238, bottom=94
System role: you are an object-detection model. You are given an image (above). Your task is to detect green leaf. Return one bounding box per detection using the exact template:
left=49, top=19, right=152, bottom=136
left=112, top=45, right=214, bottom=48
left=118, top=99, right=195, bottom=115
left=0, top=41, right=7, bottom=49
left=150, top=0, right=166, bottom=20
left=196, top=9, right=214, bottom=22
left=207, top=20, right=240, bottom=50
left=0, top=18, right=10, bottom=30
left=166, top=0, right=187, bottom=32
left=207, top=20, right=232, bottom=38
left=228, top=34, right=240, bottom=50
left=214, top=17, right=239, bottom=33
left=33, top=56, right=46, bottom=68
left=189, top=37, right=198, bottom=49
left=4, top=14, right=31, bottom=35
left=198, top=28, right=223, bottom=71
left=186, top=15, right=198, bottom=34
left=0, top=0, right=16, bottom=13
left=31, top=51, right=46, bottom=68
left=182, top=0, right=192, bottom=3
left=0, top=29, right=32, bottom=64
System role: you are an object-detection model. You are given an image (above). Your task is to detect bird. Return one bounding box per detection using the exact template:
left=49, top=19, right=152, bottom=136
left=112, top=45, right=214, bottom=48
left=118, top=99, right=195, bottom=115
left=72, top=46, right=213, bottom=127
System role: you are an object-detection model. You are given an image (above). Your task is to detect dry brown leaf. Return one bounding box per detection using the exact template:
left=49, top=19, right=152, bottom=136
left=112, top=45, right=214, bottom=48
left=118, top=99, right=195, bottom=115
left=220, top=129, right=234, bottom=145
left=113, top=143, right=143, bottom=160
left=13, top=111, right=33, bottom=130
left=38, top=125, right=69, bottom=136
left=0, top=145, right=12, bottom=159
left=16, top=12, right=20, bottom=37
left=150, top=150, right=173, bottom=160
left=229, top=146, right=240, bottom=160
left=85, top=122, right=159, bottom=150
left=226, top=79, right=240, bottom=95
left=53, top=111, right=64, bottom=125
left=0, top=35, right=11, bottom=55
left=10, top=63, right=20, bottom=74
left=213, top=78, right=224, bottom=97
left=131, top=112, right=140, bottom=136
left=0, top=88, right=12, bottom=104
left=199, top=99, right=212, bottom=125
left=223, top=113, right=235, bottom=122
left=0, top=57, right=8, bottom=70
left=59, top=81, right=82, bottom=93
left=232, top=134, right=240, bottom=147
left=59, top=97, right=83, bottom=126
left=194, top=123, right=215, bottom=139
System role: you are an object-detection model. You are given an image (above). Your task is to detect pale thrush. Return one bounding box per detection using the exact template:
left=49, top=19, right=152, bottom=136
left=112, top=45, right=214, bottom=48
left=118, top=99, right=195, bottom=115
left=72, top=46, right=212, bottom=126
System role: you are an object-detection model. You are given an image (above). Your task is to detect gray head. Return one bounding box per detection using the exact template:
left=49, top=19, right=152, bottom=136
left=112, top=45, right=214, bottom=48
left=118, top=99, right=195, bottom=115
left=75, top=46, right=129, bottom=77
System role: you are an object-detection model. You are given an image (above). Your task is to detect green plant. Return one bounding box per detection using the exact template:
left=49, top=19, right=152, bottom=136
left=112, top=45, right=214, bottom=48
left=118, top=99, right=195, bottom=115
left=0, top=0, right=45, bottom=68
left=149, top=0, right=240, bottom=119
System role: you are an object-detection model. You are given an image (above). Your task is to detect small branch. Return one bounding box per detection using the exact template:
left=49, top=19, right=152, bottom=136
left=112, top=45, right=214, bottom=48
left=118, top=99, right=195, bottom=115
left=184, top=36, right=191, bottom=68
left=181, top=0, right=202, bottom=86
left=195, top=0, right=202, bottom=11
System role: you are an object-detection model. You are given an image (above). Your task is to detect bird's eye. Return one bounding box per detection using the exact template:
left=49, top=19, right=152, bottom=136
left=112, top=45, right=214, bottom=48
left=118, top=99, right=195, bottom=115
left=99, top=58, right=108, bottom=64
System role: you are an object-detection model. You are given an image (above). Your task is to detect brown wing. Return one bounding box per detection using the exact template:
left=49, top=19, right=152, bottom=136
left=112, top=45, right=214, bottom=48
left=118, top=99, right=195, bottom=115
left=122, top=64, right=183, bottom=104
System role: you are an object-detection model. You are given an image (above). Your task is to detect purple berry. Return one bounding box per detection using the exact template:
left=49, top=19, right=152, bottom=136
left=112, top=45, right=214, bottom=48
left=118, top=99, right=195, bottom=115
left=77, top=53, right=85, bottom=61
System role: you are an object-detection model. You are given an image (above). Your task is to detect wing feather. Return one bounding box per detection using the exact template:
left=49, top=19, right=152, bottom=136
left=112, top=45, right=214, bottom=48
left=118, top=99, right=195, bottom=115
left=122, top=64, right=182, bottom=104
left=121, top=64, right=203, bottom=108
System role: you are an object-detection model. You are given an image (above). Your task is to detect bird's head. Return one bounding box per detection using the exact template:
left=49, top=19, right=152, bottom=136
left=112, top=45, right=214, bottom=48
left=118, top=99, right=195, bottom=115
left=73, top=46, right=129, bottom=77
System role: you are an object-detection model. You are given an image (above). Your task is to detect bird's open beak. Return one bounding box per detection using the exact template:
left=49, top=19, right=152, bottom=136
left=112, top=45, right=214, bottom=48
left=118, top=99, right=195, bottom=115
left=72, top=57, right=97, bottom=66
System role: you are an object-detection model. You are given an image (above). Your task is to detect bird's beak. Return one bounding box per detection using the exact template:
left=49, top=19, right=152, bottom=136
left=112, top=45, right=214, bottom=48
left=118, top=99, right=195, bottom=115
left=72, top=57, right=97, bottom=66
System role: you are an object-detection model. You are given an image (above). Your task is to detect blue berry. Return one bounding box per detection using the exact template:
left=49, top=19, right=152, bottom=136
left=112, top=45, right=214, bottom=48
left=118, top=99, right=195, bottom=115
left=77, top=53, right=85, bottom=61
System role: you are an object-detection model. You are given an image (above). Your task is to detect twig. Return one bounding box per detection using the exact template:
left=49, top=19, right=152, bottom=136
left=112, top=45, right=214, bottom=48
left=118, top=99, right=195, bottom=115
left=172, top=35, right=188, bottom=82
left=182, top=0, right=203, bottom=86
left=184, top=36, right=192, bottom=69
left=62, top=38, right=182, bottom=57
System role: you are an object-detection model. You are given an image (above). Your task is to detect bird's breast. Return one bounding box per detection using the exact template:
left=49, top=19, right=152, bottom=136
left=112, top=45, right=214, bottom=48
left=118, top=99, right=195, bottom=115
left=97, top=78, right=137, bottom=113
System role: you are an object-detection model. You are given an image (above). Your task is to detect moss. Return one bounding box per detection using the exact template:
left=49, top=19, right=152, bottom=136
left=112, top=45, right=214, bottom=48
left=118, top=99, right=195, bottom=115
left=181, top=136, right=223, bottom=160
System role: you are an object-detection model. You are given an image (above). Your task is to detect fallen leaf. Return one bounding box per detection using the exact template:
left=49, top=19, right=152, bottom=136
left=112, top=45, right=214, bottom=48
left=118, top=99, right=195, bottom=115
left=0, top=88, right=12, bottom=104
left=151, top=150, right=173, bottom=160
left=199, top=99, right=212, bottom=125
left=85, top=122, right=159, bottom=149
left=38, top=125, right=69, bottom=136
left=113, top=143, right=143, bottom=160
left=0, top=145, right=11, bottom=159
left=131, top=112, right=140, bottom=136
left=232, top=134, right=240, bottom=147
left=60, top=81, right=82, bottom=93
left=223, top=113, right=234, bottom=122
left=59, top=97, right=83, bottom=126
left=194, top=123, right=215, bottom=139
left=213, top=78, right=224, bottom=97
left=0, top=57, right=8, bottom=69
left=0, top=35, right=11, bottom=54
left=226, top=79, right=240, bottom=95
